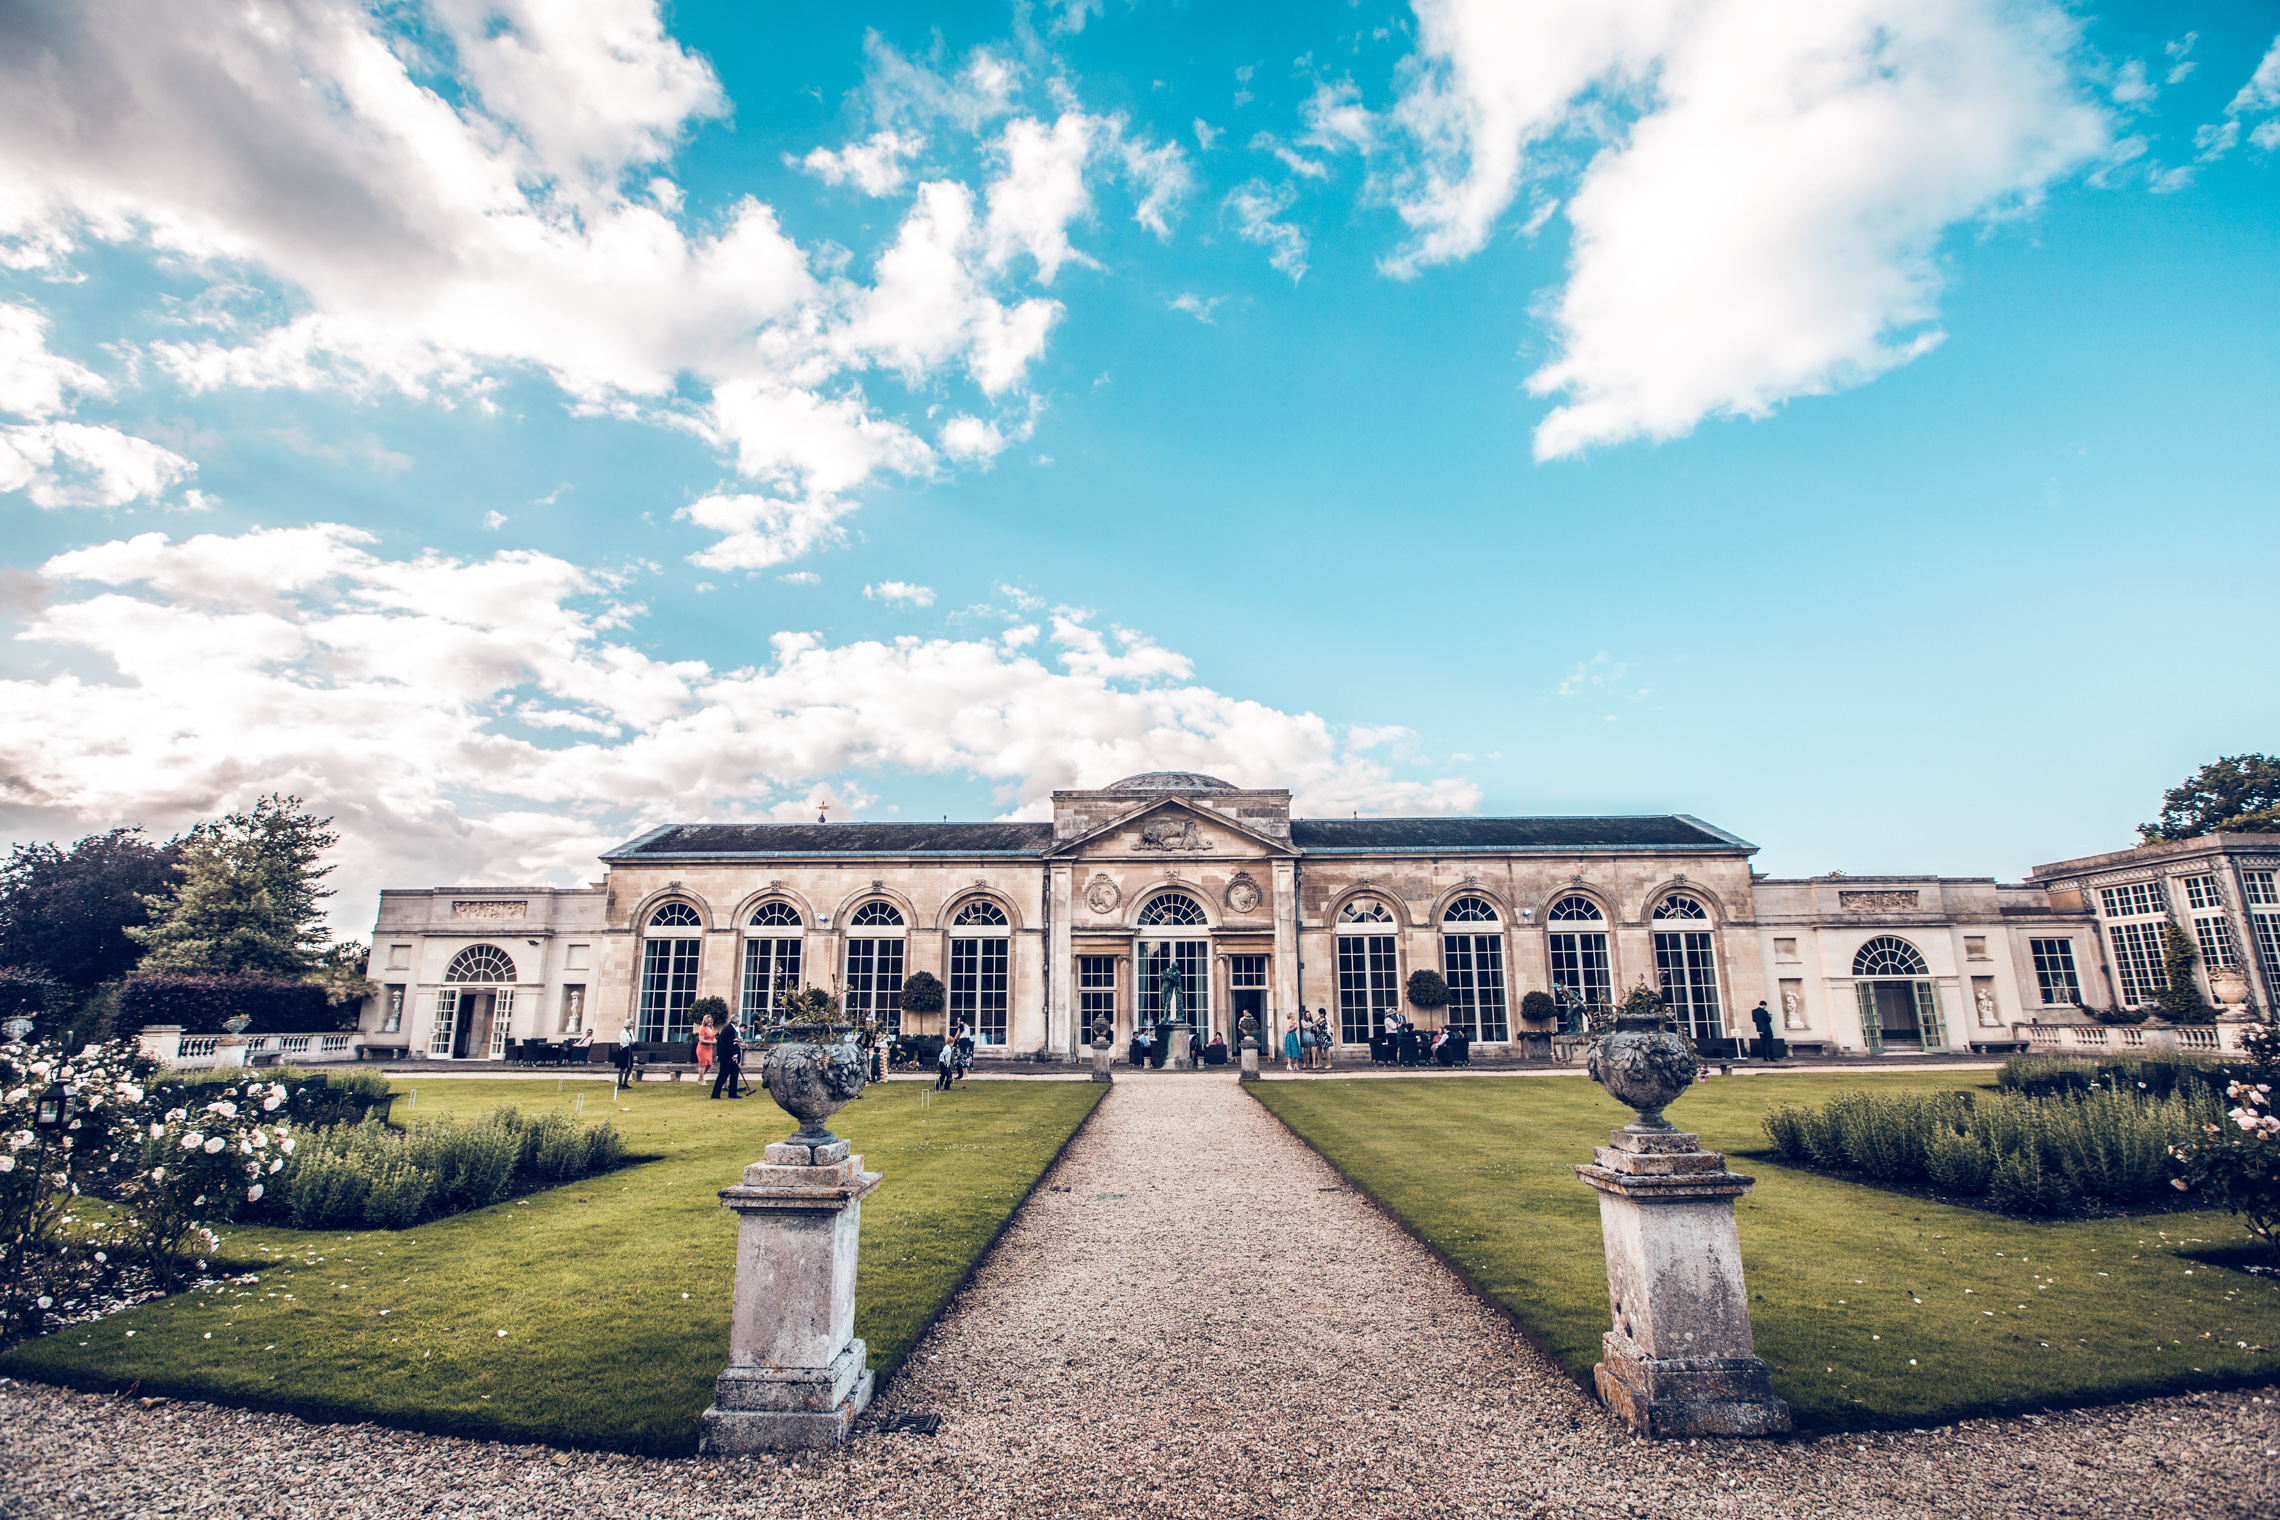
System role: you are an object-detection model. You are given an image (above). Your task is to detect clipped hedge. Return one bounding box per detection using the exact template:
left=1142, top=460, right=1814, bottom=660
left=116, top=972, right=340, bottom=1038
left=1997, top=1051, right=2231, bottom=1101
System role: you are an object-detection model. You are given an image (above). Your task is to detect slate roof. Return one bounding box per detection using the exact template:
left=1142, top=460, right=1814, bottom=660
left=606, top=814, right=1751, bottom=859
left=1287, top=815, right=1752, bottom=853
left=608, top=823, right=1056, bottom=858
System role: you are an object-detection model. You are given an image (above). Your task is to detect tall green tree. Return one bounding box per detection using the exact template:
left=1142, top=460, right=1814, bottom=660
left=0, top=827, right=182, bottom=989
left=128, top=795, right=340, bottom=977
left=2139, top=754, right=2280, bottom=842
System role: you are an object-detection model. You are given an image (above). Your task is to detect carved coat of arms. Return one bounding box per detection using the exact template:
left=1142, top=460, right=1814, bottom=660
left=1225, top=873, right=1262, bottom=914
left=1137, top=817, right=1206, bottom=851
left=1084, top=875, right=1122, bottom=914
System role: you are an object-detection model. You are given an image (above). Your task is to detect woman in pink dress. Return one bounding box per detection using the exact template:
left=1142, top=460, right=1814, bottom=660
left=696, top=1013, right=718, bottom=1075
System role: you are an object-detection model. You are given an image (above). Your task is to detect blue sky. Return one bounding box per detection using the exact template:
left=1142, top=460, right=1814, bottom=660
left=1, top=0, right=2275, bottom=927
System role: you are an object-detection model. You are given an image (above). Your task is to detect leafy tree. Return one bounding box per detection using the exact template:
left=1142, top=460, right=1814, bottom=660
left=2149, top=924, right=2217, bottom=1023
left=0, top=827, right=182, bottom=990
left=128, top=795, right=339, bottom=977
left=307, top=940, right=378, bottom=1009
left=1405, top=969, right=1450, bottom=1009
left=898, top=970, right=945, bottom=1020
left=2139, top=754, right=2280, bottom=842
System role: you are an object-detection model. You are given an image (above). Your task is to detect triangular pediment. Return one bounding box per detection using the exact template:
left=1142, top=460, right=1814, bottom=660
left=1045, top=795, right=1296, bottom=860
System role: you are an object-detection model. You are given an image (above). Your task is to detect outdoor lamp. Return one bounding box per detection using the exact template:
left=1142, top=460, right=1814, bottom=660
left=34, top=1081, right=72, bottom=1134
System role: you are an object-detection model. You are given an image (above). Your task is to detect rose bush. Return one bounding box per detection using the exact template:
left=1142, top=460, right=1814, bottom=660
left=113, top=1078, right=295, bottom=1288
left=1, top=1038, right=152, bottom=1332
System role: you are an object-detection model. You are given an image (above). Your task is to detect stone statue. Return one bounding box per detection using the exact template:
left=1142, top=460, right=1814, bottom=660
left=1780, top=990, right=1801, bottom=1030
left=1158, top=956, right=1185, bottom=1026
left=1975, top=987, right=1998, bottom=1025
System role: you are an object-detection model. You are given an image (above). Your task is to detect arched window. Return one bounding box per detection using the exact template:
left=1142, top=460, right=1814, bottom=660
left=1853, top=936, right=1930, bottom=978
left=639, top=904, right=702, bottom=1043
left=949, top=899, right=1010, bottom=1045
left=1138, top=892, right=1207, bottom=927
left=1651, top=895, right=1721, bottom=1044
left=1339, top=898, right=1393, bottom=924
left=1548, top=895, right=1605, bottom=922
left=845, top=902, right=905, bottom=1036
left=1546, top=897, right=1610, bottom=1016
left=443, top=945, right=517, bottom=983
left=742, top=903, right=803, bottom=1025
left=1441, top=900, right=1507, bottom=1040
left=1336, top=898, right=1398, bottom=1043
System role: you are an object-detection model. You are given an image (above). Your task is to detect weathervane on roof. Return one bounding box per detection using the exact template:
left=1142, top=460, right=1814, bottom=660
left=815, top=800, right=831, bottom=824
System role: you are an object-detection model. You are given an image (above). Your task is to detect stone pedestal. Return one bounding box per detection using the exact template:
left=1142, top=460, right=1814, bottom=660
left=1574, top=1128, right=1790, bottom=1439
left=698, top=1138, right=884, bottom=1452
left=1091, top=1039, right=1114, bottom=1083
left=1239, top=1042, right=1259, bottom=1081
left=1163, top=1021, right=1193, bottom=1069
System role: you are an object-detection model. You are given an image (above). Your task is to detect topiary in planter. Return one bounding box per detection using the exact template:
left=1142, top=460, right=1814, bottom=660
left=1520, top=989, right=1557, bottom=1026
left=689, top=995, right=729, bottom=1029
left=1405, top=969, right=1450, bottom=1010
left=898, top=969, right=945, bottom=1032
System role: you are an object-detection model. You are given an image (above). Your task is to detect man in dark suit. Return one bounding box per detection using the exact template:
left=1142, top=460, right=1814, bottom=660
left=1750, top=1000, right=1775, bottom=1060
left=711, top=1016, right=744, bottom=1099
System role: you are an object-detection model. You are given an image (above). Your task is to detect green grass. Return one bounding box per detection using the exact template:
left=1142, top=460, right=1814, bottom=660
left=1251, top=1072, right=2280, bottom=1432
left=0, top=1076, right=1103, bottom=1455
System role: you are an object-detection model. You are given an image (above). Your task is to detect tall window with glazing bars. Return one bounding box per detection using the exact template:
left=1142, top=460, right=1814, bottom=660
left=1439, top=895, right=1509, bottom=1041
left=1651, top=894, right=1723, bottom=1044
left=2098, top=880, right=2169, bottom=1006
left=948, top=898, right=1010, bottom=1045
left=638, top=902, right=703, bottom=1043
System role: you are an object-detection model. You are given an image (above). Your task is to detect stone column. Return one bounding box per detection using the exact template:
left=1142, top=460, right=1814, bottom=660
left=698, top=1136, right=884, bottom=1452
left=1574, top=1128, right=1789, bottom=1439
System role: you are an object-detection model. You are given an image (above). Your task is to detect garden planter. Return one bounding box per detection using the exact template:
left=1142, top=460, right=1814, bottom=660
left=1585, top=1014, right=1698, bottom=1131
left=756, top=1023, right=868, bottom=1146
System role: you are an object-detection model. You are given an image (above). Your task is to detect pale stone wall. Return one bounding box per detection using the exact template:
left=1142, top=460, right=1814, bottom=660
left=361, top=887, right=607, bottom=1057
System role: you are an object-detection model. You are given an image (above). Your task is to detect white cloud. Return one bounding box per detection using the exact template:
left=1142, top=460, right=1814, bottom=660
left=482, top=511, right=508, bottom=530
left=1194, top=119, right=1222, bottom=152
left=2187, top=35, right=2280, bottom=166
left=797, top=129, right=925, bottom=196
left=864, top=581, right=936, bottom=607
left=0, top=525, right=1479, bottom=926
left=939, top=414, right=1009, bottom=462
left=1119, top=137, right=1194, bottom=237
left=1169, top=293, right=1224, bottom=324
left=1047, top=0, right=1103, bottom=39
left=1377, top=0, right=2109, bottom=460
left=777, top=571, right=820, bottom=586
left=1225, top=180, right=1309, bottom=279
left=0, top=302, right=194, bottom=509
left=0, top=3, right=1139, bottom=561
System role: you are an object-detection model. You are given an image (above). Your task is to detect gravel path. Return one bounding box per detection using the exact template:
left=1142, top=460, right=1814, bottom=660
left=6, top=1073, right=2277, bottom=1519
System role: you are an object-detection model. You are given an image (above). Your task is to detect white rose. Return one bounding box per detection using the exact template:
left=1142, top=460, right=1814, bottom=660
left=251, top=1131, right=267, bottom=1149
left=150, top=1167, right=165, bottom=1182
left=151, top=1123, right=166, bottom=1140
left=263, top=1095, right=284, bottom=1112
left=180, top=1134, right=201, bottom=1150
left=0, top=1157, right=13, bottom=1173
left=280, top=1136, right=296, bottom=1155
left=268, top=1159, right=283, bottom=1174
left=203, top=1137, right=226, bottom=1154
left=246, top=1183, right=264, bottom=1202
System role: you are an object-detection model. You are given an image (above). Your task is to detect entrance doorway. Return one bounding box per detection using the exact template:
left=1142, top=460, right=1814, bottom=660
left=1867, top=982, right=1921, bottom=1048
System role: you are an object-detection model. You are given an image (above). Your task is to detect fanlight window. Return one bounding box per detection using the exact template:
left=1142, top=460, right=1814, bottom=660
left=851, top=901, right=905, bottom=927
left=1548, top=895, right=1605, bottom=922
left=444, top=945, right=517, bottom=984
left=1443, top=896, right=1499, bottom=923
left=952, top=899, right=1009, bottom=927
left=1339, top=899, right=1393, bottom=924
left=1138, top=891, right=1207, bottom=927
left=749, top=901, right=802, bottom=928
left=1652, top=894, right=1709, bottom=921
left=1853, top=936, right=1930, bottom=978
left=647, top=902, right=703, bottom=930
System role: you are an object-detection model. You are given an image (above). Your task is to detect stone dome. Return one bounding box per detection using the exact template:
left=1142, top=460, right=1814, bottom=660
left=1105, top=771, right=1239, bottom=792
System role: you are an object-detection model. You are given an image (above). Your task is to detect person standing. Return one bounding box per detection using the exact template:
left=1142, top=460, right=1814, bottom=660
left=1750, top=1000, right=1775, bottom=1061
left=695, top=1012, right=718, bottom=1077
left=613, top=1018, right=635, bottom=1091
left=1282, top=1018, right=1302, bottom=1073
left=954, top=1020, right=976, bottom=1084
left=1316, top=1010, right=1335, bottom=1071
left=935, top=1037, right=956, bottom=1092
left=710, top=1014, right=744, bottom=1099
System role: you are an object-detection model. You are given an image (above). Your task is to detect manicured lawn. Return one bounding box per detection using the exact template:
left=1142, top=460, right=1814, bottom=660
left=1252, top=1071, right=2280, bottom=1433
left=0, top=1076, right=1103, bottom=1455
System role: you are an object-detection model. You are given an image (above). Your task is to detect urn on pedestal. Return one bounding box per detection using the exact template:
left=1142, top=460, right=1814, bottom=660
left=1573, top=1002, right=1789, bottom=1439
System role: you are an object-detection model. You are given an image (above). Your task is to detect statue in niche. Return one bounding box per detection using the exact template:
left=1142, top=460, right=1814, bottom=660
left=1780, top=990, right=1803, bottom=1030
left=1976, top=986, right=1999, bottom=1026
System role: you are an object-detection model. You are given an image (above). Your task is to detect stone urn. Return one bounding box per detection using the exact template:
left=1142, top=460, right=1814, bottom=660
left=1585, top=1014, right=1698, bottom=1132
left=1090, top=1016, right=1113, bottom=1051
left=2209, top=966, right=2249, bottom=1006
left=757, top=1023, right=869, bottom=1147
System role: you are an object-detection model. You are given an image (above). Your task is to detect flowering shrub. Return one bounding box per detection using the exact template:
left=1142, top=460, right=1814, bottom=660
left=1, top=1039, right=151, bottom=1331
left=2171, top=1076, right=2280, bottom=1262
left=113, top=1078, right=295, bottom=1288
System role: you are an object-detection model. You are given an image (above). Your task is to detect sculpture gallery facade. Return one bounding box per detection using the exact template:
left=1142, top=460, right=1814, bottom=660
left=358, top=773, right=2280, bottom=1063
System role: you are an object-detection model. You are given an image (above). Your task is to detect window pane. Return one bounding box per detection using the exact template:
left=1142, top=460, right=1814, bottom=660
left=639, top=936, right=700, bottom=1042
left=1654, top=930, right=1722, bottom=1044
left=1548, top=931, right=1611, bottom=1008
left=1137, top=939, right=1210, bottom=1029
left=2029, top=938, right=2081, bottom=1005
left=2193, top=914, right=2237, bottom=969
left=1338, top=933, right=1397, bottom=1044
left=741, top=937, right=802, bottom=1022
left=1442, top=933, right=1507, bottom=1041
left=846, top=937, right=906, bottom=1035
left=2107, top=920, right=2166, bottom=1006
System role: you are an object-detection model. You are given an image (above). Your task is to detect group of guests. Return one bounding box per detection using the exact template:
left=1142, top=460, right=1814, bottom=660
left=1281, top=1010, right=1336, bottom=1072
left=1122, top=1025, right=1237, bottom=1068
left=1369, top=1013, right=1471, bottom=1067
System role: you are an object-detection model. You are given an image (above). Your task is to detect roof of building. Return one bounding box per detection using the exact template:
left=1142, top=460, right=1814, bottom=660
left=606, top=812, right=1752, bottom=859
left=608, top=822, right=1056, bottom=858
left=1287, top=815, right=1754, bottom=853
left=1103, top=771, right=1239, bottom=791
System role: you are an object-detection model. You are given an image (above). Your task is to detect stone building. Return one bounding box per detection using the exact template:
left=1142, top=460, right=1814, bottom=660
left=355, top=774, right=2274, bottom=1062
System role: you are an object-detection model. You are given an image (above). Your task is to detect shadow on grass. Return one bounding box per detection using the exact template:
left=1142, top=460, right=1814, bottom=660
left=0, top=1078, right=1106, bottom=1456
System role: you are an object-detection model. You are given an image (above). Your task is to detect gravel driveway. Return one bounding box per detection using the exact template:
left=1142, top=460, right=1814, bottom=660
left=6, top=1073, right=2276, bottom=1519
